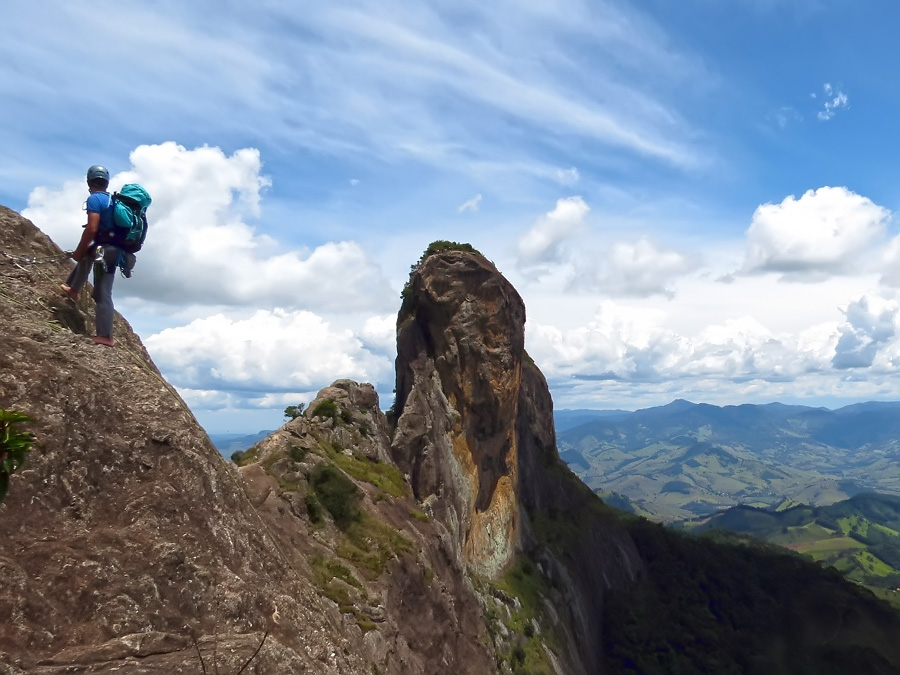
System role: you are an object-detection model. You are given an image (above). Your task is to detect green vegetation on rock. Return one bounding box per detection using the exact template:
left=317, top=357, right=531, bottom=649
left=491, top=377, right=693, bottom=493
left=408, top=508, right=429, bottom=523
left=288, top=445, right=308, bottom=463
left=284, top=403, right=305, bottom=420
left=311, top=399, right=339, bottom=421
left=309, top=554, right=378, bottom=632
left=493, top=560, right=557, bottom=675
left=0, top=409, right=35, bottom=503
left=336, top=514, right=415, bottom=580
left=602, top=518, right=900, bottom=674
left=322, top=443, right=409, bottom=499
left=401, top=240, right=482, bottom=298
left=230, top=444, right=260, bottom=467
left=309, top=463, right=362, bottom=528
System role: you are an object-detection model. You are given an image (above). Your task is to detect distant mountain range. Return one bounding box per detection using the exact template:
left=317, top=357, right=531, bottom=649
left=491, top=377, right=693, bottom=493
left=556, top=400, right=900, bottom=521
left=553, top=408, right=630, bottom=432
left=208, top=430, right=273, bottom=457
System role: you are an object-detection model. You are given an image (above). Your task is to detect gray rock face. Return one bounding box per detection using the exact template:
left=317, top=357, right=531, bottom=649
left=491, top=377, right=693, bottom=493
left=0, top=207, right=374, bottom=672
left=516, top=361, right=643, bottom=675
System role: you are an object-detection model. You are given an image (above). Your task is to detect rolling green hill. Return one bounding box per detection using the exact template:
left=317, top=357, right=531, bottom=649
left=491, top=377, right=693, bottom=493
left=681, top=493, right=900, bottom=592
left=558, top=400, right=900, bottom=520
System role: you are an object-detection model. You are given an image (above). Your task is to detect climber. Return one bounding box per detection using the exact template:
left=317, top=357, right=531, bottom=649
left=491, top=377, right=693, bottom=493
left=60, top=165, right=120, bottom=347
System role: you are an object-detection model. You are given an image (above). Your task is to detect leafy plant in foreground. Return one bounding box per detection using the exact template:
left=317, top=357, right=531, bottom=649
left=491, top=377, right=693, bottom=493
left=0, top=409, right=36, bottom=503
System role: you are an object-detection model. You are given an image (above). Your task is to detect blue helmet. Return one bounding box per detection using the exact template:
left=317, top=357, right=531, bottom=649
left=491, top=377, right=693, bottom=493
left=86, top=165, right=109, bottom=182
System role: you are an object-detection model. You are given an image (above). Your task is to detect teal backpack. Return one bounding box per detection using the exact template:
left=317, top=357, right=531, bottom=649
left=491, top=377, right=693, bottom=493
left=107, top=184, right=151, bottom=253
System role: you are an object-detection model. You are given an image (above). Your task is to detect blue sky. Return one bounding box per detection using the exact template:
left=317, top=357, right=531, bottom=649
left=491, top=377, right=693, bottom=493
left=5, top=0, right=900, bottom=433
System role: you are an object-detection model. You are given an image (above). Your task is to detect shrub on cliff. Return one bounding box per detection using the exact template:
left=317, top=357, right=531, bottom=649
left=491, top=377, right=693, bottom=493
left=310, top=464, right=361, bottom=528
left=0, top=409, right=35, bottom=503
left=311, top=399, right=339, bottom=421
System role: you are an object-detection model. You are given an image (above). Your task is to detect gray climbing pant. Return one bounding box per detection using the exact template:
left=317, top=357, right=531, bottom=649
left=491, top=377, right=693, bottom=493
left=64, top=245, right=121, bottom=338
left=92, top=246, right=119, bottom=338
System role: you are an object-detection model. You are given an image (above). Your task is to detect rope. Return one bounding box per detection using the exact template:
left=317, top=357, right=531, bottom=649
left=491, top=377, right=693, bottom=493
left=0, top=250, right=72, bottom=266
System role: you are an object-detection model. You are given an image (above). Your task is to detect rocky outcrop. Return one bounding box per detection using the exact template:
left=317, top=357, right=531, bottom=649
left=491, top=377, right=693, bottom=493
left=392, top=248, right=643, bottom=673
left=234, top=379, right=497, bottom=675
left=393, top=251, right=526, bottom=578
left=0, top=207, right=640, bottom=673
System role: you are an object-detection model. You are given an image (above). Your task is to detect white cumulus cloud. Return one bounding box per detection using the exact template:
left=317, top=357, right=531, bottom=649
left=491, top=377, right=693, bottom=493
left=569, top=237, right=698, bottom=298
left=526, top=301, right=840, bottom=390
left=832, top=295, right=899, bottom=369
left=741, top=186, right=889, bottom=279
left=145, top=309, right=394, bottom=402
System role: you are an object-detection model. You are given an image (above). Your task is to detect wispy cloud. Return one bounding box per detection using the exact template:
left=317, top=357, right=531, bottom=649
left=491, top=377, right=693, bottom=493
left=458, top=194, right=482, bottom=213
left=769, top=106, right=802, bottom=130
left=555, top=167, right=581, bottom=185
left=0, top=0, right=708, bottom=197
left=817, top=82, right=849, bottom=121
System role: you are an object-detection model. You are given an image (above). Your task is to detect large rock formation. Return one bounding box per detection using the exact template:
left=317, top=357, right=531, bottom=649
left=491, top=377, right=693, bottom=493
left=0, top=206, right=638, bottom=674
left=393, top=251, right=527, bottom=577
left=392, top=248, right=643, bottom=674
left=233, top=379, right=497, bottom=675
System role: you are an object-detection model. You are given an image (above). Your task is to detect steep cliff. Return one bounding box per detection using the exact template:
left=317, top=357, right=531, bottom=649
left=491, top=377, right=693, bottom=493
left=384, top=244, right=900, bottom=674
left=392, top=246, right=642, bottom=674
left=393, top=249, right=526, bottom=577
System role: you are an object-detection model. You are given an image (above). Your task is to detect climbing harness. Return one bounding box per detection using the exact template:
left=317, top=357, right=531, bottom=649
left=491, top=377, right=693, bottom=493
left=90, top=246, right=135, bottom=279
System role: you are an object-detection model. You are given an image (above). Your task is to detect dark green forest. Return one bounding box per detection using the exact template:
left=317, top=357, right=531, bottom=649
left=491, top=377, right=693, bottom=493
left=603, top=518, right=900, bottom=674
